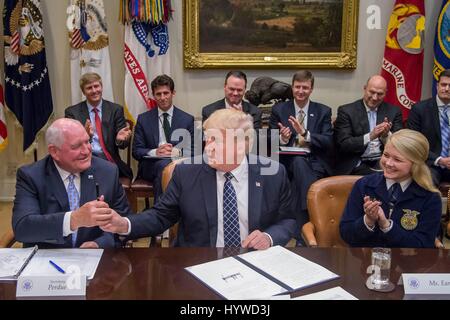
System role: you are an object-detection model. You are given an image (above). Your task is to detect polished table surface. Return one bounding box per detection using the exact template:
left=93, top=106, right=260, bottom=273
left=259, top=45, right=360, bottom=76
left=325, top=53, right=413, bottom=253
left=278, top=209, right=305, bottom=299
left=1, top=247, right=449, bottom=300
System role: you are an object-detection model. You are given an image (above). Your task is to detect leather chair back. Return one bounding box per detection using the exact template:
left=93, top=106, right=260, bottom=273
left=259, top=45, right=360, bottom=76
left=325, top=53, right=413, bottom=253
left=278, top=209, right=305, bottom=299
left=306, top=175, right=362, bottom=247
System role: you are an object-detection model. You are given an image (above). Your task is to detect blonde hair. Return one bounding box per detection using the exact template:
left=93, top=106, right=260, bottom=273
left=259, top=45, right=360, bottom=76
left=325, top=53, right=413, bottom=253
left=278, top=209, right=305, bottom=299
left=203, top=109, right=254, bottom=152
left=386, top=129, right=439, bottom=193
left=79, top=72, right=102, bottom=92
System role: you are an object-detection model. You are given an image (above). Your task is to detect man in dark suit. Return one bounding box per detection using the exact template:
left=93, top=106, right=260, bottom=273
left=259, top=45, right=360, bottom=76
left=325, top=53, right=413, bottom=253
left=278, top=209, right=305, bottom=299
left=65, top=72, right=132, bottom=179
left=132, top=74, right=194, bottom=201
left=103, top=109, right=296, bottom=249
left=334, top=75, right=403, bottom=175
left=407, top=69, right=450, bottom=185
left=269, top=70, right=334, bottom=240
left=202, top=71, right=262, bottom=129
left=12, top=118, right=131, bottom=249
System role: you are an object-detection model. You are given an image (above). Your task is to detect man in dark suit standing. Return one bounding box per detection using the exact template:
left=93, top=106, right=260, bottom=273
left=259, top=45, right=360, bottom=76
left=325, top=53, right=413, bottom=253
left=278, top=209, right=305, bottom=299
left=65, top=72, right=132, bottom=179
left=269, top=70, right=334, bottom=241
left=334, top=75, right=403, bottom=175
left=12, top=118, right=131, bottom=249
left=102, top=109, right=296, bottom=249
left=132, top=74, right=194, bottom=201
left=407, top=69, right=450, bottom=185
left=202, top=71, right=262, bottom=129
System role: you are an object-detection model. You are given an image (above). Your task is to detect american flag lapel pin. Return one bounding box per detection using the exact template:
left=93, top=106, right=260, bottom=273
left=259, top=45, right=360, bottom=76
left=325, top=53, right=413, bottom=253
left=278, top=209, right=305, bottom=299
left=88, top=175, right=94, bottom=179
left=256, top=182, right=261, bottom=187
left=310, top=113, right=314, bottom=117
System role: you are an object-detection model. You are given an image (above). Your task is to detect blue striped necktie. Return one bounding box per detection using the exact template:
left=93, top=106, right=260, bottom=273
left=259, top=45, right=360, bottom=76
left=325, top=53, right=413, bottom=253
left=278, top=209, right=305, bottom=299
left=223, top=172, right=241, bottom=247
left=67, top=174, right=80, bottom=247
left=440, top=105, right=449, bottom=157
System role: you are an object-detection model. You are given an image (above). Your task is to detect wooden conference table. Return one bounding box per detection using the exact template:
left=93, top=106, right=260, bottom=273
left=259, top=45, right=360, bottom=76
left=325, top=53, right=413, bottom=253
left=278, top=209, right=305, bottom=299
left=0, top=247, right=449, bottom=300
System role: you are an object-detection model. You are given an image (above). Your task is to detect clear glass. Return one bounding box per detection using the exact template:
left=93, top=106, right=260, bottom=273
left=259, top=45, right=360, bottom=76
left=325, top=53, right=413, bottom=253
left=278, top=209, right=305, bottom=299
left=371, top=247, right=391, bottom=289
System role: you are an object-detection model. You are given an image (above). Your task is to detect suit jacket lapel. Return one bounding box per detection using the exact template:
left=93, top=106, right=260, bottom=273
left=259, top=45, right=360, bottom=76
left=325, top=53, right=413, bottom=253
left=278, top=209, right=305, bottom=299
left=248, top=163, right=262, bottom=232
left=101, top=101, right=112, bottom=146
left=201, top=164, right=218, bottom=246
left=357, top=100, right=370, bottom=132
left=46, top=158, right=69, bottom=210
left=80, top=102, right=90, bottom=124
left=79, top=167, right=96, bottom=206
left=171, top=107, right=180, bottom=140
left=307, top=102, right=317, bottom=132
left=150, top=109, right=160, bottom=146
left=431, top=100, right=442, bottom=142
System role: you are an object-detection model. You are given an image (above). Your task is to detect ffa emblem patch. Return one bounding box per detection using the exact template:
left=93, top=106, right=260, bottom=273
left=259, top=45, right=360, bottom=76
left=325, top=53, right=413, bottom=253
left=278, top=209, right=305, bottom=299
left=400, top=209, right=420, bottom=230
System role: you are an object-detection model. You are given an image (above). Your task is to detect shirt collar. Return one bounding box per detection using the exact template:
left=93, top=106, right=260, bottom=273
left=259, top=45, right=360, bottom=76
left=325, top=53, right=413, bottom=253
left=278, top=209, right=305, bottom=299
left=87, top=100, right=103, bottom=112
left=362, top=100, right=377, bottom=113
left=225, top=99, right=243, bottom=110
left=158, top=106, right=174, bottom=118
left=294, top=99, right=310, bottom=116
left=386, top=177, right=412, bottom=192
left=53, top=160, right=80, bottom=182
left=436, top=96, right=449, bottom=108
left=224, top=157, right=248, bottom=183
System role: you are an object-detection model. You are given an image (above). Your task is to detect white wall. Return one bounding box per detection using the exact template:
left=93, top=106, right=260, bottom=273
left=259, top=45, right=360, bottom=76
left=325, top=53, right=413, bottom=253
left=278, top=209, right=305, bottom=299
left=0, top=0, right=442, bottom=199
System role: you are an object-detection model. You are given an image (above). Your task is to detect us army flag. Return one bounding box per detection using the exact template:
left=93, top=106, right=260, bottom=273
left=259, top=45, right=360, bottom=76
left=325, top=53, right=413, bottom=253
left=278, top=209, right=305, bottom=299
left=67, top=0, right=114, bottom=104
left=432, top=0, right=450, bottom=97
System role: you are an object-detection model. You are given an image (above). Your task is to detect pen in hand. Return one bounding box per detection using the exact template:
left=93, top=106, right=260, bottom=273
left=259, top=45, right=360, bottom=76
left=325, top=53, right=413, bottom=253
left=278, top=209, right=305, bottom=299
left=96, top=183, right=100, bottom=201
left=49, top=260, right=65, bottom=274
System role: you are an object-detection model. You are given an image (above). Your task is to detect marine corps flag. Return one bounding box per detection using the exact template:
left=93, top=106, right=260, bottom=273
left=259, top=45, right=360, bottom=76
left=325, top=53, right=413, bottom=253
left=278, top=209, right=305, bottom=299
left=0, top=85, right=7, bottom=152
left=432, top=0, right=450, bottom=97
left=121, top=0, right=172, bottom=123
left=381, top=0, right=425, bottom=120
left=67, top=0, right=114, bottom=104
left=3, top=0, right=53, bottom=152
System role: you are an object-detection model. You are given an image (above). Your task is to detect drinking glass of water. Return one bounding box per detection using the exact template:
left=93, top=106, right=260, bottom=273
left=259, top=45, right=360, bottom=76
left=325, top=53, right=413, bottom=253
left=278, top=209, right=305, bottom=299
left=370, top=247, right=395, bottom=292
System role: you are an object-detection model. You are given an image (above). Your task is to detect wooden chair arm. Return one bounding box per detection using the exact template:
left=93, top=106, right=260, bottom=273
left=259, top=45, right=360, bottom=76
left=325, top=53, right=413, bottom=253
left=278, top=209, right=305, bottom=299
left=0, top=229, right=15, bottom=248
left=301, top=222, right=318, bottom=247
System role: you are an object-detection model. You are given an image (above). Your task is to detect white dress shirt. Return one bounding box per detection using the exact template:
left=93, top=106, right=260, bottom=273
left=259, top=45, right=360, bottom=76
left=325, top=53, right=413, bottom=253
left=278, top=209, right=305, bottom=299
left=148, top=106, right=174, bottom=157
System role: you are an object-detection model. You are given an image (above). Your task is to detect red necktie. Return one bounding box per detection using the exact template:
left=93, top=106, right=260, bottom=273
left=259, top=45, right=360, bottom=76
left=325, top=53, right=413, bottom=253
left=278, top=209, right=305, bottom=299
left=92, top=107, right=114, bottom=163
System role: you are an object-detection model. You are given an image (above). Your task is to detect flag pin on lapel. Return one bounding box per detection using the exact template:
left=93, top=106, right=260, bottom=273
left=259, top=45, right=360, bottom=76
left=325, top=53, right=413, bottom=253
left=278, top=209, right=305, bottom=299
left=88, top=175, right=94, bottom=180
left=256, top=182, right=261, bottom=187
left=310, top=114, right=314, bottom=117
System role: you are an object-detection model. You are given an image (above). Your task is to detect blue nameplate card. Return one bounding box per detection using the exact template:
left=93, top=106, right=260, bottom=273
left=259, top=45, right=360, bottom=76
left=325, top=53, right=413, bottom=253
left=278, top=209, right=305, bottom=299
left=16, top=275, right=86, bottom=297
left=403, top=273, right=450, bottom=297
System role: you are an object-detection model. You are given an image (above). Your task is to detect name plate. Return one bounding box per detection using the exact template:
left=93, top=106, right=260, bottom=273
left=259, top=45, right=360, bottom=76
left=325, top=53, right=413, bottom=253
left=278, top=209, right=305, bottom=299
left=16, top=275, right=86, bottom=297
left=403, top=273, right=450, bottom=295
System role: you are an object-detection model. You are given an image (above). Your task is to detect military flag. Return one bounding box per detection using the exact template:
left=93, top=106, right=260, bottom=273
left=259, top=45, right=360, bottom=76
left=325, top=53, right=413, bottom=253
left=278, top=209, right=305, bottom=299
left=433, top=0, right=450, bottom=96
left=121, top=0, right=172, bottom=123
left=3, top=0, right=53, bottom=152
left=67, top=0, right=114, bottom=104
left=380, top=0, right=425, bottom=120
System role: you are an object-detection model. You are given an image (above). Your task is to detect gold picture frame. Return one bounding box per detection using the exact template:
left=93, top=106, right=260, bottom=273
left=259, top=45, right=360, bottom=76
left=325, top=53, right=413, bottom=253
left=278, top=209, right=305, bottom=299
left=183, top=0, right=358, bottom=69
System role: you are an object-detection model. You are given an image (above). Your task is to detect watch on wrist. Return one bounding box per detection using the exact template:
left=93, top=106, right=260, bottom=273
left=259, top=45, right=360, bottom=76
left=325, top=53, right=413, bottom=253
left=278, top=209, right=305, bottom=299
left=301, top=130, right=308, bottom=138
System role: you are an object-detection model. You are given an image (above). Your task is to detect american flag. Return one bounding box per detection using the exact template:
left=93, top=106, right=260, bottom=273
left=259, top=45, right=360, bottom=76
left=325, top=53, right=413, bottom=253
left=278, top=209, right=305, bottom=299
left=0, top=84, right=8, bottom=152
left=70, top=28, right=85, bottom=49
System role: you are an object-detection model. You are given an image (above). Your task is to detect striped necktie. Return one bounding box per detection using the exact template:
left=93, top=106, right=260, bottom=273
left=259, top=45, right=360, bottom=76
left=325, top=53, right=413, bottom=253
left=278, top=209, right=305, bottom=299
left=67, top=174, right=80, bottom=247
left=440, top=105, right=449, bottom=157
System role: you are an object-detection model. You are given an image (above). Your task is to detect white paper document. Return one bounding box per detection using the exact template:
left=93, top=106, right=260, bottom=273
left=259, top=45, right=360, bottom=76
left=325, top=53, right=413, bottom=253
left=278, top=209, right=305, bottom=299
left=0, top=246, right=37, bottom=280
left=293, top=287, right=358, bottom=300
left=21, top=249, right=103, bottom=280
left=186, top=246, right=339, bottom=300
left=279, top=146, right=310, bottom=153
left=239, top=246, right=339, bottom=291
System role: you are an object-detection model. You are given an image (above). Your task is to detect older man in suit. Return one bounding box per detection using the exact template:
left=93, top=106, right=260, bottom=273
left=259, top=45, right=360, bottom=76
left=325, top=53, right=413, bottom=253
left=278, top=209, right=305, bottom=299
left=334, top=75, right=403, bottom=175
left=132, top=74, right=194, bottom=202
left=65, top=72, right=132, bottom=179
left=407, top=69, right=450, bottom=186
left=202, top=71, right=262, bottom=129
left=12, top=118, right=131, bottom=249
left=269, top=70, right=334, bottom=242
left=102, top=109, right=296, bottom=249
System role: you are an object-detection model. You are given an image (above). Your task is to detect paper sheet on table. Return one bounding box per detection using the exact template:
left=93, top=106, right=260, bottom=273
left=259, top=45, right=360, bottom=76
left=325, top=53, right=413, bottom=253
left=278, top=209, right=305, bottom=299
left=293, top=286, right=358, bottom=300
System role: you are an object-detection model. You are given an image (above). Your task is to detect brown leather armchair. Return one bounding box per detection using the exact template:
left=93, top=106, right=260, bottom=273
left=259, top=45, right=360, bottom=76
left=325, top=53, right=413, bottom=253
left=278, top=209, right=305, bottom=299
left=0, top=228, right=16, bottom=248
left=301, top=175, right=362, bottom=247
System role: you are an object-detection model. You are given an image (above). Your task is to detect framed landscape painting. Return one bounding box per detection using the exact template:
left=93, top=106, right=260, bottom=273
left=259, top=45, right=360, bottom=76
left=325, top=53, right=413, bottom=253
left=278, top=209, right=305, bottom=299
left=183, top=0, right=358, bottom=69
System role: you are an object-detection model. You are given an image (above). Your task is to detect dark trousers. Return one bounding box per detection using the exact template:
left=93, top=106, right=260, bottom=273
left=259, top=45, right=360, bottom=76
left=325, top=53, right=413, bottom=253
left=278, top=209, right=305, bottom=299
left=137, top=158, right=172, bottom=204
left=351, top=159, right=381, bottom=176
left=429, top=166, right=450, bottom=186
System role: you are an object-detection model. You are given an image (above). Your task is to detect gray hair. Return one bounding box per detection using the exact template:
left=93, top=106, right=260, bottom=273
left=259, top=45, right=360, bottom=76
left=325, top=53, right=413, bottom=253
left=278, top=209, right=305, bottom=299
left=46, top=118, right=83, bottom=148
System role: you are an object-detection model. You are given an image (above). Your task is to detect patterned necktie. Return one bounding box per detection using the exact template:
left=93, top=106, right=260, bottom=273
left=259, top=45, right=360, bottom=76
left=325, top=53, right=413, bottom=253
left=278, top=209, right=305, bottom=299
left=440, top=106, right=449, bottom=157
left=368, top=110, right=377, bottom=131
left=388, top=183, right=401, bottom=207
left=223, top=172, right=241, bottom=247
left=67, top=174, right=80, bottom=247
left=298, top=109, right=306, bottom=126
left=162, top=112, right=171, bottom=142
left=92, top=107, right=114, bottom=162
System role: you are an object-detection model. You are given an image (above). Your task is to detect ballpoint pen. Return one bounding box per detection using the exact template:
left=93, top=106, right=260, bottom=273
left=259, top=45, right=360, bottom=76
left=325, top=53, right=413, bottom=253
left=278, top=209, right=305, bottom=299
left=96, top=183, right=100, bottom=200
left=49, top=260, right=65, bottom=274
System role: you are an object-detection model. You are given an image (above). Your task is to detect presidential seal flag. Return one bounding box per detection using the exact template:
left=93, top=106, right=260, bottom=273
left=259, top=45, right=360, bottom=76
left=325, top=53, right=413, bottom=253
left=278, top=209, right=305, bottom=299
left=3, top=0, right=53, bottom=152
left=381, top=0, right=425, bottom=120
left=433, top=0, right=450, bottom=96
left=67, top=0, right=114, bottom=104
left=0, top=85, right=7, bottom=152
left=121, top=0, right=172, bottom=123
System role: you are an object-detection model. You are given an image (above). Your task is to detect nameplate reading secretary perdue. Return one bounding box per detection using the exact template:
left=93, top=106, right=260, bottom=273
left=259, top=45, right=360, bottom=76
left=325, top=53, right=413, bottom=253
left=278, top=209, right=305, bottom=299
left=16, top=275, right=86, bottom=297
left=403, top=273, right=450, bottom=295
